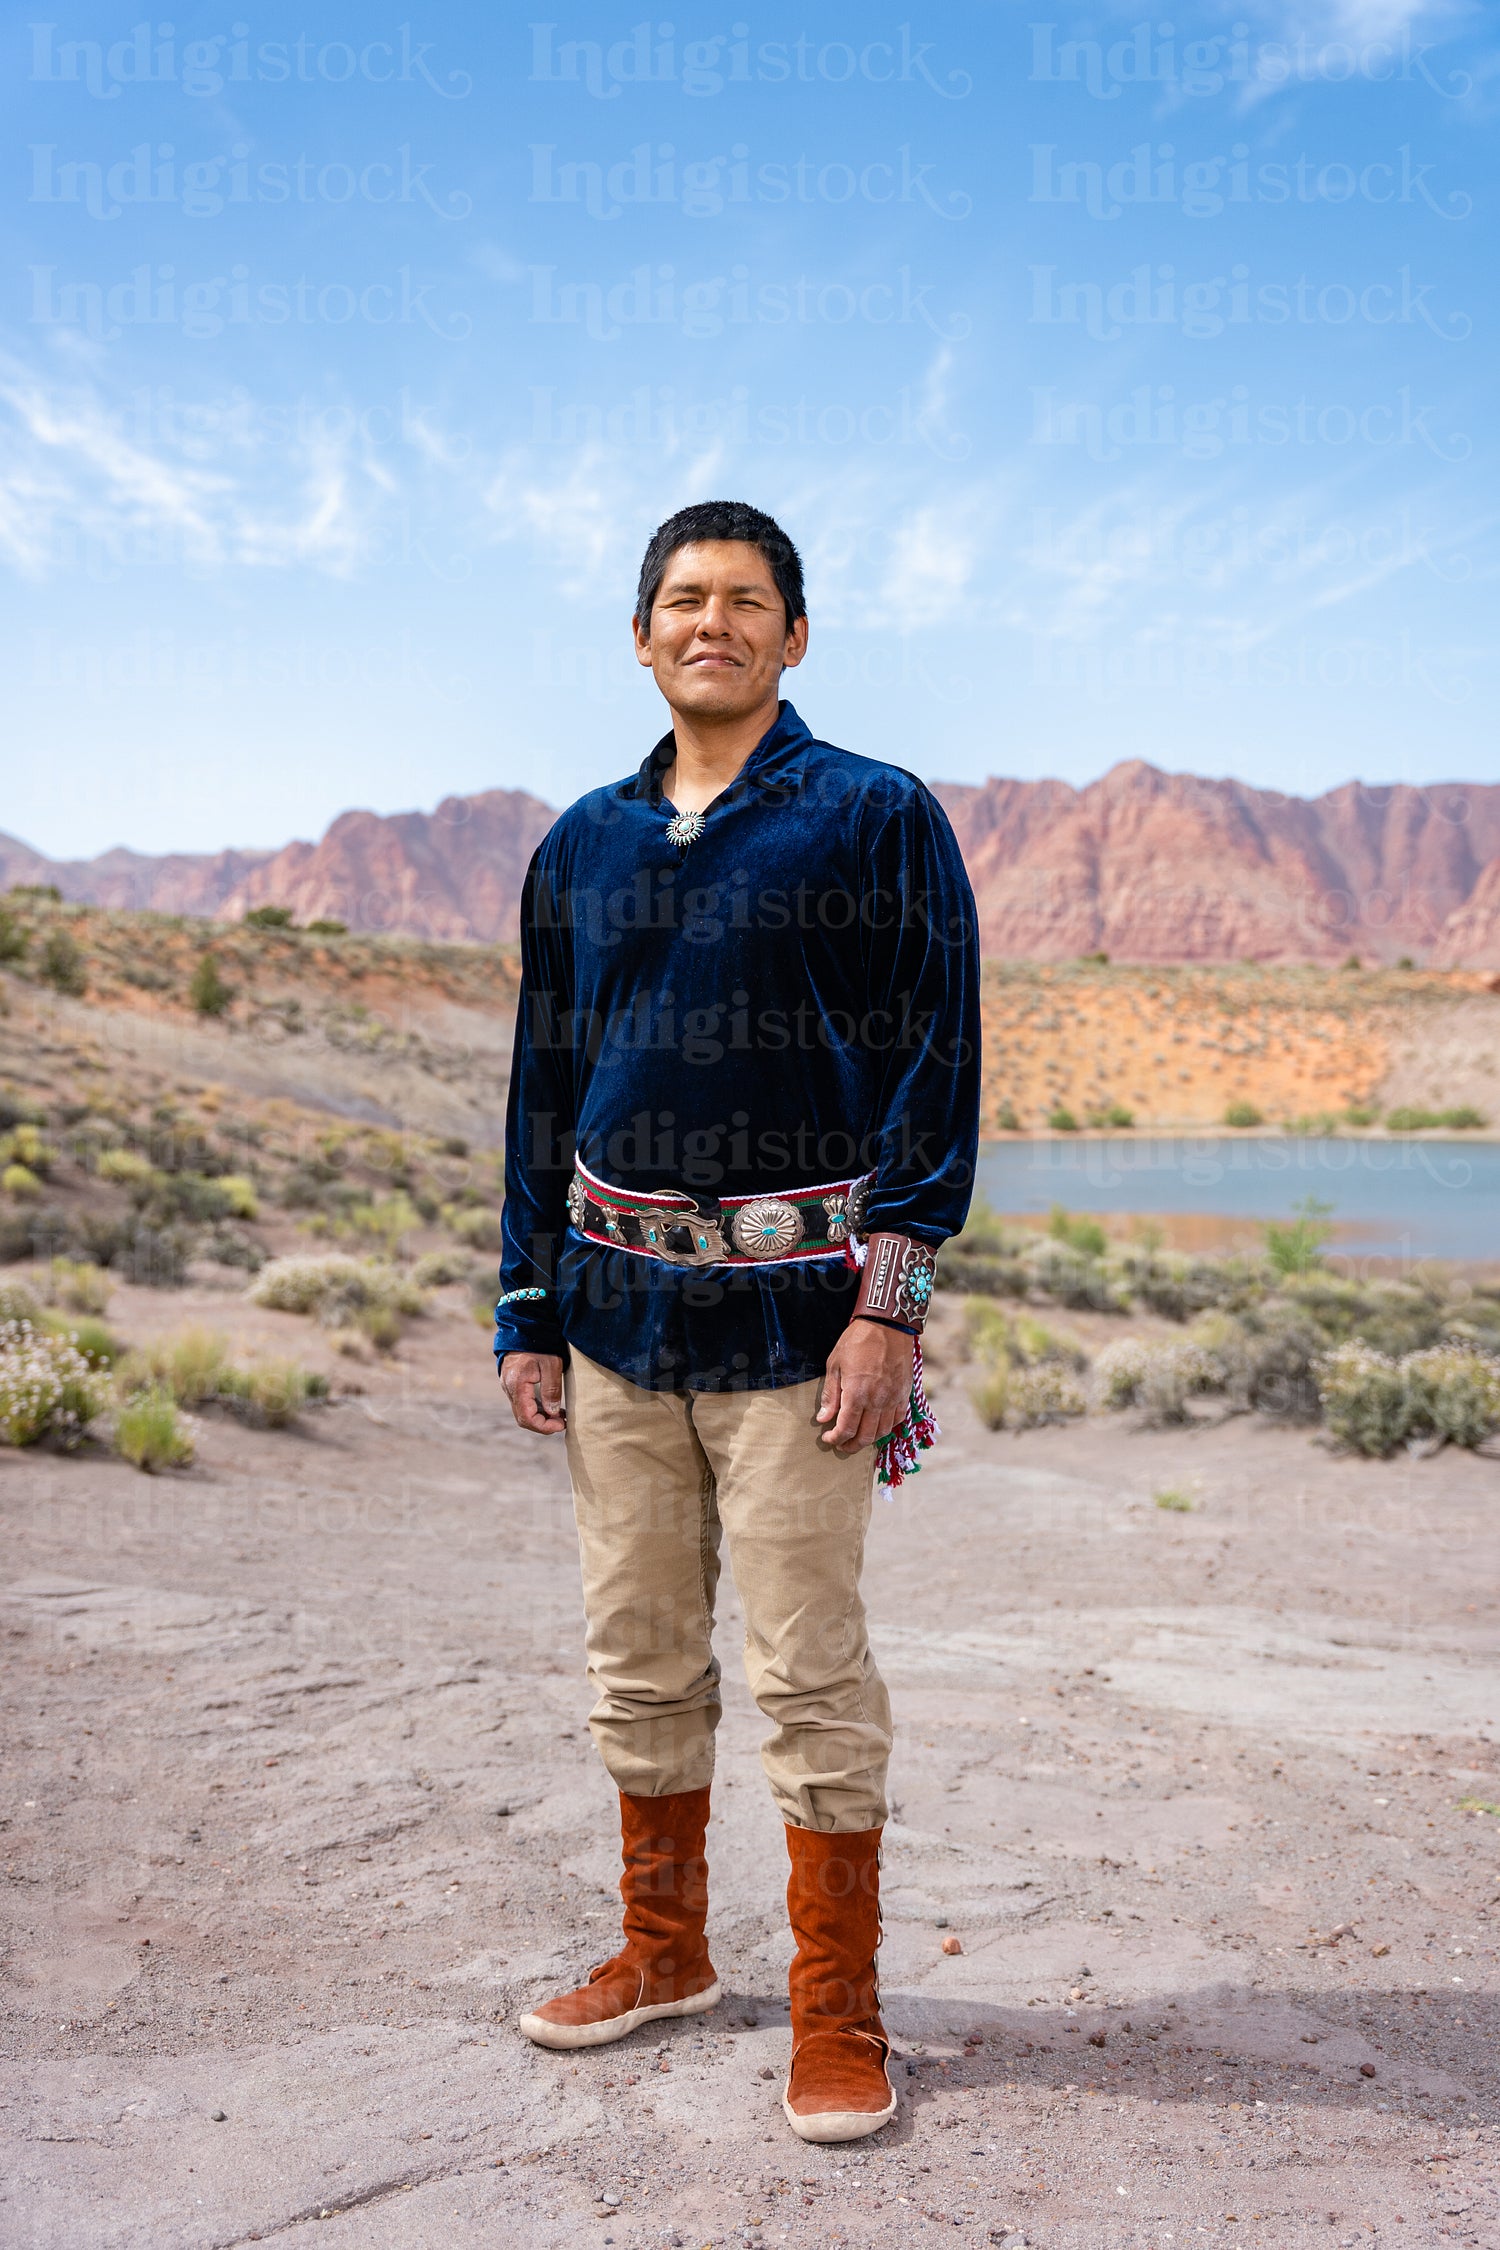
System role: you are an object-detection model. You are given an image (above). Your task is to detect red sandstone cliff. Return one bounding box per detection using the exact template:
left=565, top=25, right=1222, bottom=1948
left=6, top=764, right=1500, bottom=960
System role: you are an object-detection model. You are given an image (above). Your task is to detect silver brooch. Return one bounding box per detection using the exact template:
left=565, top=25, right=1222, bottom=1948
left=664, top=807, right=706, bottom=849
left=846, top=1175, right=871, bottom=1240
left=731, top=1198, right=805, bottom=1259
left=822, top=1193, right=850, bottom=1244
left=566, top=1175, right=588, bottom=1229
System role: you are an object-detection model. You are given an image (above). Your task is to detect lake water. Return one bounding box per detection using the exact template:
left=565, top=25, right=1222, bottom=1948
left=973, top=1136, right=1500, bottom=1264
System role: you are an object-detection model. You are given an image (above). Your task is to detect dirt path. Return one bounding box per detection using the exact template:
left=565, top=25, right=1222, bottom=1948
left=2, top=1288, right=1498, bottom=2249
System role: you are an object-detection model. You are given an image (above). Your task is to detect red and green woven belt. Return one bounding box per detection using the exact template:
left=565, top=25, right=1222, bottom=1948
left=566, top=1156, right=874, bottom=1269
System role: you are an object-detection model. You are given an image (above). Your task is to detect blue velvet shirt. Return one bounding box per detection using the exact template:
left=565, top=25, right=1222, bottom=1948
left=492, top=701, right=980, bottom=1392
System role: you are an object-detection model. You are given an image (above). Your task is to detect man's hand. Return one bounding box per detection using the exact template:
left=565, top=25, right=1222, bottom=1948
left=816, top=1318, right=914, bottom=1455
left=500, top=1351, right=567, bottom=1436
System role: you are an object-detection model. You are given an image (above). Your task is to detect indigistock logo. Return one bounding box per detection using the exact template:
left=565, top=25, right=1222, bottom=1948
left=29, top=263, right=471, bottom=341
left=1027, top=19, right=1473, bottom=100
left=1028, top=141, right=1472, bottom=221
left=27, top=141, right=473, bottom=220
left=1026, top=503, right=1472, bottom=589
left=526, top=261, right=970, bottom=340
left=1029, top=262, right=1471, bottom=344
left=85, top=383, right=470, bottom=463
left=528, top=20, right=973, bottom=99
left=1029, top=627, right=1472, bottom=707
left=1029, top=385, right=1471, bottom=464
left=28, top=21, right=473, bottom=98
left=29, top=625, right=472, bottom=702
left=528, top=140, right=972, bottom=219
left=527, top=381, right=970, bottom=459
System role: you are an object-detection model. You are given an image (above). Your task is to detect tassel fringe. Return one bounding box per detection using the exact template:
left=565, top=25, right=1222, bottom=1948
left=875, top=1341, right=940, bottom=1493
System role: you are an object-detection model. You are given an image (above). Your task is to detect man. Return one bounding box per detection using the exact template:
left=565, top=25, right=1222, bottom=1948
left=494, top=499, right=979, bottom=2142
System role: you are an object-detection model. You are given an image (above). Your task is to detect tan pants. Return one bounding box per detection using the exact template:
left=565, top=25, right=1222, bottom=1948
left=562, top=1349, right=892, bottom=1833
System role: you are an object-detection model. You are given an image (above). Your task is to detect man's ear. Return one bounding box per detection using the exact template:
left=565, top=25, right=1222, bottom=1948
left=632, top=610, right=654, bottom=667
left=782, top=614, right=810, bottom=671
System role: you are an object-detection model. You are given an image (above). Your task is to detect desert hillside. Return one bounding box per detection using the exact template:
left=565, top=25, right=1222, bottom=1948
left=8, top=762, right=1500, bottom=964
left=1, top=902, right=1496, bottom=1227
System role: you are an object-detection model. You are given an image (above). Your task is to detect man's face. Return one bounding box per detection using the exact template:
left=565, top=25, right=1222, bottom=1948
left=634, top=540, right=808, bottom=718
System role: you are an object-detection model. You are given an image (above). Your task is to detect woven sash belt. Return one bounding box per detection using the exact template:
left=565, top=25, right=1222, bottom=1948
left=566, top=1155, right=874, bottom=1270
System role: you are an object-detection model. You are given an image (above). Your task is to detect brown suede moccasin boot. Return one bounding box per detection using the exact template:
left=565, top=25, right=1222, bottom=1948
left=519, top=1787, right=719, bottom=2051
left=782, top=1823, right=897, bottom=2143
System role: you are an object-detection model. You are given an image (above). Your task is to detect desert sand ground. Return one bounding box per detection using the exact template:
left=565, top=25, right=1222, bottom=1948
left=2, top=1286, right=1499, bottom=2250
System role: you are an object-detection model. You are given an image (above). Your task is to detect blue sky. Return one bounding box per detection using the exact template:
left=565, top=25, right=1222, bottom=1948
left=2, top=0, right=1496, bottom=858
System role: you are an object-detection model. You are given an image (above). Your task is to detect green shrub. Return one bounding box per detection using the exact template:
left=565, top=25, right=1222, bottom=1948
left=0, top=1124, right=51, bottom=1176
left=1047, top=1106, right=1080, bottom=1132
left=1229, top=1302, right=1325, bottom=1420
left=412, top=1247, right=478, bottom=1287
left=339, top=1192, right=420, bottom=1254
left=993, top=1101, right=1021, bottom=1133
left=971, top=1363, right=1010, bottom=1430
left=119, top=1326, right=232, bottom=1406
left=1401, top=1346, right=1500, bottom=1451
left=1384, top=1105, right=1485, bottom=1132
left=205, top=1227, right=265, bottom=1273
left=1002, top=1361, right=1088, bottom=1430
left=1024, top=1237, right=1122, bottom=1312
left=1263, top=1196, right=1334, bottom=1276
left=1116, top=1247, right=1261, bottom=1322
left=189, top=952, right=234, bottom=1016
left=0, top=1280, right=42, bottom=1324
left=2, top=1164, right=41, bottom=1200
left=97, top=1148, right=154, bottom=1186
left=1091, top=1337, right=1224, bottom=1424
left=1154, top=1487, right=1193, bottom=1512
left=0, top=906, right=28, bottom=963
left=0, top=1319, right=103, bottom=1447
left=1342, top=1105, right=1379, bottom=1128
left=1316, top=1343, right=1412, bottom=1456
left=1224, top=1100, right=1263, bottom=1128
left=249, top=1254, right=427, bottom=1332
left=38, top=927, right=88, bottom=996
left=225, top=1358, right=320, bottom=1428
left=243, top=904, right=295, bottom=929
left=217, top=1175, right=259, bottom=1219
left=446, top=1204, right=504, bottom=1253
left=305, top=918, right=347, bottom=935
left=41, top=1256, right=112, bottom=1314
left=44, top=1315, right=118, bottom=1369
left=114, top=1385, right=195, bottom=1472
left=1089, top=1102, right=1135, bottom=1129
left=1048, top=1205, right=1107, bottom=1258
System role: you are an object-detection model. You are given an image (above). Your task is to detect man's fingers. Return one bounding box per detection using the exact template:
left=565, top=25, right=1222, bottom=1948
left=816, top=1367, right=842, bottom=1424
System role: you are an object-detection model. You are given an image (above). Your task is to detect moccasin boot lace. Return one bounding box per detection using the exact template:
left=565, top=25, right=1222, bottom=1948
left=782, top=1824, right=897, bottom=2142
left=518, top=1787, right=719, bottom=2049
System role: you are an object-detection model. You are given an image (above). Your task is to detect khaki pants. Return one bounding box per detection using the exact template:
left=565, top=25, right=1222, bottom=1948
left=562, top=1349, right=892, bottom=1833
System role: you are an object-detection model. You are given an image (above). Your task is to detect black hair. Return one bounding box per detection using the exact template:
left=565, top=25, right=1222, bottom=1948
left=635, top=500, right=806, bottom=631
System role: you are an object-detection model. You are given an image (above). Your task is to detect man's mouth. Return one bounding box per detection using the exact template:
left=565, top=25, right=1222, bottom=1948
left=687, top=652, right=740, bottom=667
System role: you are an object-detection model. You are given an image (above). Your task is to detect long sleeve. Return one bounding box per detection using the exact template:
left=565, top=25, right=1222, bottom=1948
left=493, top=850, right=572, bottom=1365
left=859, top=785, right=981, bottom=1247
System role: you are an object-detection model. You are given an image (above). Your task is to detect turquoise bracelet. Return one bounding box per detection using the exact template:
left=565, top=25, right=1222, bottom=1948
left=495, top=1287, right=549, bottom=1310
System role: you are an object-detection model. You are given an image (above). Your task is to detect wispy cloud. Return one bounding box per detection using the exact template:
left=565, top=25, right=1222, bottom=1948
left=0, top=349, right=429, bottom=581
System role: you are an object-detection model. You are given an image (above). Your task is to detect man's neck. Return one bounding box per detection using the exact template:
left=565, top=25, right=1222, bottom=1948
left=659, top=695, right=782, bottom=812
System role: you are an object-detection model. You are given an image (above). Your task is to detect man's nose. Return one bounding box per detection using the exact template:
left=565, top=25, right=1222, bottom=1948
left=696, top=599, right=733, bottom=637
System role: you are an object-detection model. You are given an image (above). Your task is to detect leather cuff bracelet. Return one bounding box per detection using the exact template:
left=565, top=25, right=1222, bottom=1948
left=853, top=1233, right=938, bottom=1335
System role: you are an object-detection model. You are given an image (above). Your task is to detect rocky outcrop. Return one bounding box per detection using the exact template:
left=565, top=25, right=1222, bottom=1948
left=1432, top=855, right=1500, bottom=969
left=933, top=765, right=1500, bottom=963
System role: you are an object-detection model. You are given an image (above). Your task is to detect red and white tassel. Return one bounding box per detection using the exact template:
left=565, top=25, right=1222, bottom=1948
left=876, top=1341, right=940, bottom=1493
